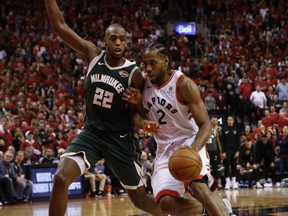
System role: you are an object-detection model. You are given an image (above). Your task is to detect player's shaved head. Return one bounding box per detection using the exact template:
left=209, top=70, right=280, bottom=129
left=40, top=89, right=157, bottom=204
left=105, top=24, right=126, bottom=37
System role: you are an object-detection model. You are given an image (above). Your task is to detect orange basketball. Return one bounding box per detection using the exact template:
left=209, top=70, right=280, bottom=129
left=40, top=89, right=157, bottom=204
left=168, top=147, right=202, bottom=182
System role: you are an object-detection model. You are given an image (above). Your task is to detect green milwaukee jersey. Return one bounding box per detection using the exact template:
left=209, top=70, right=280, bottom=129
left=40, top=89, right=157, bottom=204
left=206, top=127, right=217, bottom=151
left=84, top=51, right=138, bottom=132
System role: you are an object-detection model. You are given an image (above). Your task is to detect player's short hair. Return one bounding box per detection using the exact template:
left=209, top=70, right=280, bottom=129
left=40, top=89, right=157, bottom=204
left=145, top=42, right=171, bottom=68
left=145, top=42, right=169, bottom=58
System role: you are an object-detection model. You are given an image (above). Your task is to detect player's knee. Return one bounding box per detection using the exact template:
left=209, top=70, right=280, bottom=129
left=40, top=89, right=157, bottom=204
left=53, top=171, right=73, bottom=188
left=158, top=196, right=179, bottom=214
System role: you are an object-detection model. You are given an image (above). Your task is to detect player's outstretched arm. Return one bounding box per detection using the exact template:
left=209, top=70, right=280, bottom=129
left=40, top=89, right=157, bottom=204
left=178, top=75, right=212, bottom=151
left=44, top=0, right=99, bottom=60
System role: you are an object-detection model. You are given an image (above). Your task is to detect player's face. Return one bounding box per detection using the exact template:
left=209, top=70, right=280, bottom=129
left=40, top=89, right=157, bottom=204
left=105, top=27, right=127, bottom=59
left=141, top=50, right=168, bottom=85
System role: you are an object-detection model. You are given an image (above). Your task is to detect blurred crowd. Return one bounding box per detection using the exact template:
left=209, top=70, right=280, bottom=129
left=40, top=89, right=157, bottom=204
left=0, top=0, right=287, bottom=206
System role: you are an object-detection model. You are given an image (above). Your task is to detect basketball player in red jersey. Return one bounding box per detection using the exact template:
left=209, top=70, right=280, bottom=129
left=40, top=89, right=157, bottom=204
left=124, top=42, right=235, bottom=216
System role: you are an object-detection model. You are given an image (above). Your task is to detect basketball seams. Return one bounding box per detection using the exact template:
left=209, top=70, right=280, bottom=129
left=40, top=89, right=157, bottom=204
left=169, top=164, right=199, bottom=171
left=170, top=155, right=201, bottom=163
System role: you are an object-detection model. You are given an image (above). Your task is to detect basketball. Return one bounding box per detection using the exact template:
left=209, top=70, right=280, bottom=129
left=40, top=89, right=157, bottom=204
left=168, top=147, right=202, bottom=182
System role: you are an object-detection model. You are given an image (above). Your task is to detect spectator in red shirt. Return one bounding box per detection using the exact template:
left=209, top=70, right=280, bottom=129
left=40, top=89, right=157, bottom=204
left=262, top=109, right=274, bottom=129
left=239, top=78, right=253, bottom=100
left=244, top=124, right=254, bottom=140
left=58, top=129, right=71, bottom=150
left=204, top=83, right=219, bottom=98
left=239, top=77, right=255, bottom=121
left=263, top=65, right=277, bottom=78
left=76, top=112, right=85, bottom=129
left=54, top=93, right=68, bottom=108
left=269, top=105, right=280, bottom=123
left=253, top=123, right=266, bottom=139
left=265, top=74, right=277, bottom=87
left=0, top=119, right=13, bottom=153
left=20, top=131, right=41, bottom=161
left=8, top=115, right=21, bottom=134
left=200, top=56, right=213, bottom=81
left=20, top=121, right=32, bottom=134
left=277, top=113, right=288, bottom=133
left=69, top=125, right=79, bottom=141
left=73, top=80, right=85, bottom=100
left=254, top=75, right=268, bottom=92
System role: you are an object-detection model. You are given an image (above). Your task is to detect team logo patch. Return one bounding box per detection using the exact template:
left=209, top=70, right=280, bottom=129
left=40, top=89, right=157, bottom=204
left=168, top=85, right=173, bottom=92
left=119, top=70, right=129, bottom=78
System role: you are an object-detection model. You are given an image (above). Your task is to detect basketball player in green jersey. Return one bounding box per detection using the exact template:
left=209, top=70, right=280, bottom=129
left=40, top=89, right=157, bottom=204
left=44, top=1, right=165, bottom=215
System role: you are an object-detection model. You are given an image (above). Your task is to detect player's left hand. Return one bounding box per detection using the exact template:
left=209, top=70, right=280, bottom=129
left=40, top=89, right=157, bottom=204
left=143, top=120, right=161, bottom=134
left=122, top=87, right=141, bottom=104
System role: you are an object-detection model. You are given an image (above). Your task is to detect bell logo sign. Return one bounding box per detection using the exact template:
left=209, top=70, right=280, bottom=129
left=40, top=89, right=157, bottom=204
left=175, top=23, right=196, bottom=35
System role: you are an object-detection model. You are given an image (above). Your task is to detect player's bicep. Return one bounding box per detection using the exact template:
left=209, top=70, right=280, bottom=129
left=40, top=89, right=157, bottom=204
left=130, top=68, right=145, bottom=90
left=189, top=100, right=210, bottom=126
left=178, top=77, right=209, bottom=125
left=129, top=68, right=145, bottom=114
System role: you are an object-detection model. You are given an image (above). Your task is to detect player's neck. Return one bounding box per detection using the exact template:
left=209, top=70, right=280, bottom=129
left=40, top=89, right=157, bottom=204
left=105, top=56, right=125, bottom=67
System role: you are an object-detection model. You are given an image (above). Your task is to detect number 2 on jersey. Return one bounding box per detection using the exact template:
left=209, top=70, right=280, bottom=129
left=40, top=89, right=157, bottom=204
left=157, top=110, right=167, bottom=124
left=93, top=87, right=113, bottom=108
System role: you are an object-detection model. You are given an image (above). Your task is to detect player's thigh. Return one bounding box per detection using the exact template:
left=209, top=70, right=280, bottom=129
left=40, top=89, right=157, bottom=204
left=152, top=167, right=185, bottom=202
left=65, top=129, right=103, bottom=167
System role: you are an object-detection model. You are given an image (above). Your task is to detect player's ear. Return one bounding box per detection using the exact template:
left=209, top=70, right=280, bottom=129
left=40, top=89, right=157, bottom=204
left=164, top=56, right=169, bottom=68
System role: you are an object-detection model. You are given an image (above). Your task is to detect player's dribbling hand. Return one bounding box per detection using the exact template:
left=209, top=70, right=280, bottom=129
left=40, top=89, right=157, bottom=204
left=143, top=120, right=161, bottom=134
left=122, top=87, right=141, bottom=104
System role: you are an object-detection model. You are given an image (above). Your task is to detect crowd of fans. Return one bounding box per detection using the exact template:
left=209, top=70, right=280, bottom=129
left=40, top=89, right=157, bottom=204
left=0, top=0, right=287, bottom=206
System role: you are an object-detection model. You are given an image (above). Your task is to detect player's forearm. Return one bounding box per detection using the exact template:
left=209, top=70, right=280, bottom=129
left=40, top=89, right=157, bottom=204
left=193, top=122, right=212, bottom=151
left=44, top=0, right=67, bottom=33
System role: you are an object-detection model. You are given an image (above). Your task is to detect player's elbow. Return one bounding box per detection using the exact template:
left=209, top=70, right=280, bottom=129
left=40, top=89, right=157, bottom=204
left=51, top=23, right=69, bottom=36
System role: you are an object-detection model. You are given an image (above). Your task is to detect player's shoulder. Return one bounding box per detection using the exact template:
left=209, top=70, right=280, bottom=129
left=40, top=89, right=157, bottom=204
left=177, top=71, right=197, bottom=90
left=123, top=58, right=137, bottom=67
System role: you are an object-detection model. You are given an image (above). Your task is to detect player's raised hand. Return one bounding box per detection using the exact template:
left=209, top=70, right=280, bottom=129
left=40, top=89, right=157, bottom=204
left=122, top=87, right=141, bottom=104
